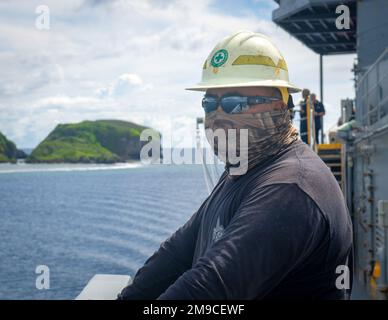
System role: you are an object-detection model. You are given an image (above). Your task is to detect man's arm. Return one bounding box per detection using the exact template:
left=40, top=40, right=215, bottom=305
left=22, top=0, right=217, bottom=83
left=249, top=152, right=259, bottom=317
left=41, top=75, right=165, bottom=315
left=317, top=102, right=325, bottom=116
left=157, top=184, right=327, bottom=300
left=118, top=206, right=204, bottom=300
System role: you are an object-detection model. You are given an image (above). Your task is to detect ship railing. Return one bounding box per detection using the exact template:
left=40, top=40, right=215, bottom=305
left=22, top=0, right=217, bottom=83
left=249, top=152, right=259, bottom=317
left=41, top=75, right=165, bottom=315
left=357, top=47, right=388, bottom=127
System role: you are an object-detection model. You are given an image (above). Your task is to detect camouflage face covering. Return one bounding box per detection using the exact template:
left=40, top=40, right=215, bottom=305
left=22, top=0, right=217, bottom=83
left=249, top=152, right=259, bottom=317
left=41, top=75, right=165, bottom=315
left=204, top=107, right=299, bottom=176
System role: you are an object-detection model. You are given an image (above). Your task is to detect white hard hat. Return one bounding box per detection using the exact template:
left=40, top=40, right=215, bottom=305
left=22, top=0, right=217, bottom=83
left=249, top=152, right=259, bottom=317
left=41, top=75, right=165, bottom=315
left=186, top=31, right=301, bottom=93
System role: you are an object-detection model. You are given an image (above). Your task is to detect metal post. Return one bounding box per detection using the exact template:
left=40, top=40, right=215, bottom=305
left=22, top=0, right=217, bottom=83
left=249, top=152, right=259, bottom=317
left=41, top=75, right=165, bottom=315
left=320, top=54, right=323, bottom=104
left=320, top=54, right=324, bottom=144
left=306, top=96, right=310, bottom=146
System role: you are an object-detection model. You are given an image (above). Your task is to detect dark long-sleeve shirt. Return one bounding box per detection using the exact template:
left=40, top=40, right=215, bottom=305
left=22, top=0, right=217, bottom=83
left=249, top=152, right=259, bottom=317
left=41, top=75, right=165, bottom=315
left=118, top=140, right=353, bottom=300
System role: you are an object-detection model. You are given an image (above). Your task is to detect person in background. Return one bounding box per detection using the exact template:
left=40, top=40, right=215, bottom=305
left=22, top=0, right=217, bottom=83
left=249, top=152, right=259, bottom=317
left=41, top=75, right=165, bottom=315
left=288, top=94, right=295, bottom=122
left=311, top=93, right=325, bottom=144
left=299, top=88, right=310, bottom=143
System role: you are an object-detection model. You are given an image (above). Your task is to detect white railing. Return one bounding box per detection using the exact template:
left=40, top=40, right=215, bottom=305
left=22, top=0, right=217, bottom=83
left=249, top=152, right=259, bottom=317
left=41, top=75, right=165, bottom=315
left=76, top=274, right=131, bottom=300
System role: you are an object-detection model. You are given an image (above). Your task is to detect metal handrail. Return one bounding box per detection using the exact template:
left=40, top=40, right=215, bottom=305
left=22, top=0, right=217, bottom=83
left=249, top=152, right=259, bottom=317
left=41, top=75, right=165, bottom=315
left=357, top=47, right=388, bottom=126
left=358, top=47, right=388, bottom=85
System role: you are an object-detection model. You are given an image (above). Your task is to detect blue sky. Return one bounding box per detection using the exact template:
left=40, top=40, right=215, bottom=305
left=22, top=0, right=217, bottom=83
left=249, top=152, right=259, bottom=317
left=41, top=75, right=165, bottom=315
left=0, top=0, right=356, bottom=148
left=209, top=0, right=277, bottom=17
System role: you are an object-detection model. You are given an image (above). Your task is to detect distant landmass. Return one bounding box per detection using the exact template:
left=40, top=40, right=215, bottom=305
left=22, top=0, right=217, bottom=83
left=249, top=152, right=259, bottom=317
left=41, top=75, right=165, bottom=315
left=0, top=131, right=27, bottom=163
left=27, top=119, right=159, bottom=164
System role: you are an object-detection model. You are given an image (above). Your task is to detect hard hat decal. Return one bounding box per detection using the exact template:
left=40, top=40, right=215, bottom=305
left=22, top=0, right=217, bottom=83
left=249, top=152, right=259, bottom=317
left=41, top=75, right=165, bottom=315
left=232, top=54, right=288, bottom=71
left=211, top=49, right=228, bottom=67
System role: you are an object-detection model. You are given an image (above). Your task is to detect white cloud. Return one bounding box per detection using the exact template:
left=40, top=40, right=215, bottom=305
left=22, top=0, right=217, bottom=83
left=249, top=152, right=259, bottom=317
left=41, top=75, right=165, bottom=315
left=34, top=96, right=100, bottom=110
left=0, top=0, right=356, bottom=148
left=97, top=73, right=152, bottom=98
left=118, top=74, right=143, bottom=86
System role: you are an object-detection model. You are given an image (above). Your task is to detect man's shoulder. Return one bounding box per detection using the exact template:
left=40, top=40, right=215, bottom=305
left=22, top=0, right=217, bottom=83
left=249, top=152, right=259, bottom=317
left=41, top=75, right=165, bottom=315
left=282, top=142, right=347, bottom=221
left=247, top=141, right=343, bottom=210
left=279, top=141, right=341, bottom=194
left=248, top=140, right=312, bottom=185
left=241, top=142, right=347, bottom=234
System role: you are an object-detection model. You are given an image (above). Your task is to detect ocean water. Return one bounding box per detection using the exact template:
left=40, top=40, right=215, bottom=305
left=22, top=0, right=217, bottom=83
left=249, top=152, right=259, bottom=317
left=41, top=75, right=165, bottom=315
left=0, top=163, right=209, bottom=299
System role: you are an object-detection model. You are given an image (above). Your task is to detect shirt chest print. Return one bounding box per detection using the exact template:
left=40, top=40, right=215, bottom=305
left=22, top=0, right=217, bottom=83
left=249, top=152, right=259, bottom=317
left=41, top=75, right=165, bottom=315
left=212, top=217, right=225, bottom=243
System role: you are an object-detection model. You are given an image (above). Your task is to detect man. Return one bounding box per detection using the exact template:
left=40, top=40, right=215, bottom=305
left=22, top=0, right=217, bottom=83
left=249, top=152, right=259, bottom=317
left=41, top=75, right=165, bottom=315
left=118, top=31, right=353, bottom=300
left=299, top=88, right=310, bottom=144
left=311, top=93, right=326, bottom=144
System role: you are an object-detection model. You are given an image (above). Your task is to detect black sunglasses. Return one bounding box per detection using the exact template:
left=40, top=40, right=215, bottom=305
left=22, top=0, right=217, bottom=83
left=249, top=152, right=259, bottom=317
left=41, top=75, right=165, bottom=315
left=202, top=94, right=281, bottom=114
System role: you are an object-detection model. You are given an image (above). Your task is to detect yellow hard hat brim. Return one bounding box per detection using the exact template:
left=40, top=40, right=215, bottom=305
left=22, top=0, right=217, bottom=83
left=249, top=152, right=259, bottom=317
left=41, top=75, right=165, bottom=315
left=186, top=79, right=301, bottom=93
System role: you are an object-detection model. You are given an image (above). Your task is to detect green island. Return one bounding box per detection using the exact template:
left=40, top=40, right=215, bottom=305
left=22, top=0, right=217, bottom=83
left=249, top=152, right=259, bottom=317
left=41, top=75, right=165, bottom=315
left=0, top=131, right=26, bottom=163
left=26, top=119, right=158, bottom=163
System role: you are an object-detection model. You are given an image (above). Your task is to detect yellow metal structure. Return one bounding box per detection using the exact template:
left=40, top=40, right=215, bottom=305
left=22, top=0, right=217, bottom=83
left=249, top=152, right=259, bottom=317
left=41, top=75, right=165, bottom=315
left=317, top=143, right=345, bottom=191
left=304, top=95, right=344, bottom=191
